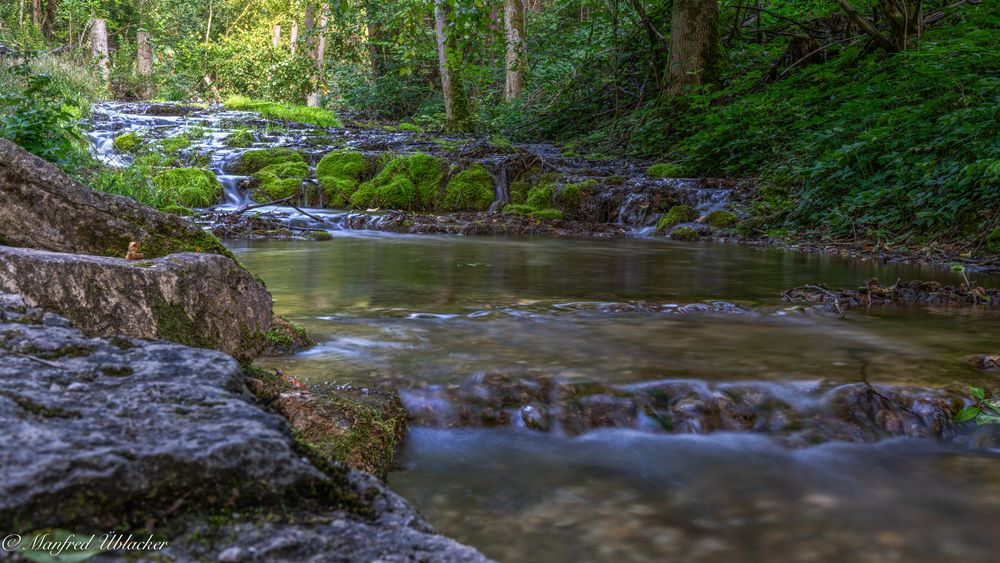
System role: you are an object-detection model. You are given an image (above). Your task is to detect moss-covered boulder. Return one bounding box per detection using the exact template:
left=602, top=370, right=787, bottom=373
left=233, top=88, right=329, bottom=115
left=670, top=226, right=700, bottom=241
left=647, top=162, right=690, bottom=178
left=252, top=161, right=310, bottom=202
left=316, top=150, right=368, bottom=208
left=442, top=164, right=495, bottom=211
left=247, top=368, right=407, bottom=479
left=704, top=210, right=739, bottom=228
left=112, top=131, right=145, bottom=154
left=152, top=168, right=223, bottom=208
left=657, top=205, right=699, bottom=231
left=230, top=147, right=305, bottom=175
left=553, top=180, right=594, bottom=218
left=262, top=315, right=314, bottom=356
left=352, top=152, right=446, bottom=210
left=526, top=184, right=554, bottom=209
left=503, top=203, right=535, bottom=215
left=0, top=139, right=232, bottom=260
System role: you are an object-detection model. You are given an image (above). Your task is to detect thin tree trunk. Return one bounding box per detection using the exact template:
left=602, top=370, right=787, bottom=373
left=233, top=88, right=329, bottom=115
left=205, top=0, right=214, bottom=44
left=834, top=0, right=898, bottom=52
left=272, top=24, right=281, bottom=48
left=879, top=0, right=921, bottom=50
left=91, top=18, right=110, bottom=83
left=503, top=0, right=527, bottom=101
left=307, top=4, right=328, bottom=108
left=290, top=22, right=299, bottom=53
left=43, top=0, right=57, bottom=37
left=665, top=0, right=721, bottom=97
left=434, top=0, right=470, bottom=130
left=32, top=0, right=42, bottom=27
left=137, top=31, right=154, bottom=100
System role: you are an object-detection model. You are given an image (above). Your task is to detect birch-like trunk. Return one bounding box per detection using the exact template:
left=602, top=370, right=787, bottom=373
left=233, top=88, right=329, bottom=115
left=307, top=4, right=328, bottom=108
left=272, top=24, right=281, bottom=48
left=137, top=31, right=155, bottom=99
left=91, top=18, right=110, bottom=83
left=434, top=0, right=471, bottom=131
left=503, top=0, right=527, bottom=101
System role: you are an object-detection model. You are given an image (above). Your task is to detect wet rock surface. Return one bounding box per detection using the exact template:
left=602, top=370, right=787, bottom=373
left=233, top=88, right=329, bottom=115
left=400, top=372, right=995, bottom=447
left=784, top=278, right=1000, bottom=312
left=0, top=138, right=230, bottom=260
left=0, top=245, right=272, bottom=362
left=0, top=293, right=487, bottom=561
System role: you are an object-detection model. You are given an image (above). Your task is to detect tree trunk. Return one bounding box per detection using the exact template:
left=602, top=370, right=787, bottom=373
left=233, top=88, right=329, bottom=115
left=880, top=0, right=921, bottom=50
left=665, top=0, right=720, bottom=97
left=290, top=22, right=299, bottom=53
left=272, top=24, right=281, bottom=48
left=367, top=22, right=386, bottom=76
left=32, top=0, right=42, bottom=27
left=434, top=0, right=471, bottom=131
left=42, top=0, right=57, bottom=37
left=91, top=18, right=110, bottom=83
left=503, top=0, right=527, bottom=101
left=834, top=0, right=899, bottom=52
left=137, top=31, right=154, bottom=100
left=307, top=4, right=328, bottom=108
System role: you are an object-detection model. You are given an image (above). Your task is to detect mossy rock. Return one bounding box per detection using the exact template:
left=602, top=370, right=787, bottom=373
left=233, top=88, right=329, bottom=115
left=526, top=184, right=554, bottom=209
left=113, top=131, right=144, bottom=154
left=159, top=136, right=191, bottom=154
left=442, top=164, right=495, bottom=211
left=225, top=129, right=254, bottom=148
left=263, top=316, right=313, bottom=355
left=647, top=163, right=690, bottom=178
left=352, top=152, right=446, bottom=210
left=531, top=208, right=564, bottom=221
left=396, top=122, right=423, bottom=132
left=554, top=180, right=594, bottom=217
left=704, top=210, right=739, bottom=228
left=253, top=161, right=310, bottom=202
left=657, top=205, right=699, bottom=231
left=670, top=226, right=700, bottom=241
left=234, top=148, right=305, bottom=175
left=316, top=150, right=368, bottom=208
left=152, top=168, right=223, bottom=208
left=503, top=203, right=535, bottom=216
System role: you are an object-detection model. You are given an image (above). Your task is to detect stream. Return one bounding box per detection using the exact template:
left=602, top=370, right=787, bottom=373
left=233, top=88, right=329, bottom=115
left=88, top=103, right=1000, bottom=562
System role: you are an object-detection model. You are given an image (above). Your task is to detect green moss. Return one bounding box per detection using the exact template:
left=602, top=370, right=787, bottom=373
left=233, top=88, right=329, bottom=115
left=224, top=129, right=254, bottom=148
left=656, top=205, right=699, bottom=231
left=113, top=131, right=144, bottom=154
left=503, top=203, right=535, bottom=215
left=254, top=161, right=310, bottom=201
left=442, top=164, right=495, bottom=211
left=159, top=136, right=191, bottom=154
left=235, top=148, right=305, bottom=175
left=704, top=210, right=739, bottom=228
left=396, top=122, right=423, bottom=132
left=352, top=152, right=445, bottom=210
left=554, top=180, right=593, bottom=215
left=489, top=134, right=516, bottom=153
left=670, top=226, right=700, bottom=241
left=152, top=168, right=223, bottom=208
left=133, top=152, right=177, bottom=172
left=316, top=151, right=367, bottom=208
left=151, top=298, right=209, bottom=349
left=224, top=96, right=342, bottom=127
left=531, top=208, right=564, bottom=220
left=263, top=316, right=313, bottom=354
left=526, top=184, right=554, bottom=208
left=647, top=163, right=690, bottom=178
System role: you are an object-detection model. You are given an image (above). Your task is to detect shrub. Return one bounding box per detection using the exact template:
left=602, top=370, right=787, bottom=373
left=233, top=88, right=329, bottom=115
left=657, top=205, right=699, bottom=231
left=152, top=168, right=223, bottom=208
left=442, top=165, right=495, bottom=211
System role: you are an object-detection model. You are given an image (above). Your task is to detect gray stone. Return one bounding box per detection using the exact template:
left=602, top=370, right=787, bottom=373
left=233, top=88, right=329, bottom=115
left=0, top=294, right=488, bottom=562
left=0, top=138, right=233, bottom=260
left=0, top=245, right=272, bottom=362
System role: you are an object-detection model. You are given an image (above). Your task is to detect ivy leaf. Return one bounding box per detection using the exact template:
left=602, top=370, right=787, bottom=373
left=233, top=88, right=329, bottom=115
left=969, top=386, right=986, bottom=400
left=975, top=413, right=1000, bottom=426
left=955, top=407, right=980, bottom=423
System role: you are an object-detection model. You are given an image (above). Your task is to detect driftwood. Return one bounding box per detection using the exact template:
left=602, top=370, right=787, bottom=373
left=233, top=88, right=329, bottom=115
left=784, top=278, right=1000, bottom=314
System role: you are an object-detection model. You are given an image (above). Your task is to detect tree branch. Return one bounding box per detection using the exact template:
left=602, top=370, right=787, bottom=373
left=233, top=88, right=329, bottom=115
left=835, top=0, right=899, bottom=52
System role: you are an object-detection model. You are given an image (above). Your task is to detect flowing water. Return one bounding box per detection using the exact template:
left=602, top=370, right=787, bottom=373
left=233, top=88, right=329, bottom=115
left=86, top=103, right=1000, bottom=562
left=233, top=234, right=1000, bottom=563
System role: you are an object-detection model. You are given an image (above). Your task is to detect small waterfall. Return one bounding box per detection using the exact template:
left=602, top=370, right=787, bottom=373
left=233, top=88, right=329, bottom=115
left=692, top=188, right=732, bottom=214
left=482, top=157, right=511, bottom=213
left=615, top=192, right=652, bottom=225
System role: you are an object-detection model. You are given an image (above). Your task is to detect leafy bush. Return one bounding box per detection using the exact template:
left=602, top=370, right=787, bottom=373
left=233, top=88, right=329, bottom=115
left=0, top=65, right=86, bottom=167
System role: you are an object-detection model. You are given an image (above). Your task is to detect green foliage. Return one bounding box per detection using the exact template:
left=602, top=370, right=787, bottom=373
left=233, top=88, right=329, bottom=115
left=956, top=387, right=1000, bottom=426
left=225, top=129, right=255, bottom=148
left=503, top=203, right=535, bottom=215
left=0, top=65, right=86, bottom=167
left=657, top=206, right=699, bottom=231
left=317, top=151, right=368, bottom=208
left=647, top=163, right=690, bottom=179
left=442, top=165, right=495, bottom=211
left=159, top=136, right=191, bottom=154
left=670, top=226, right=700, bottom=241
left=113, top=131, right=145, bottom=154
left=531, top=208, right=563, bottom=220
left=152, top=168, right=223, bottom=208
left=89, top=166, right=168, bottom=209
left=526, top=184, right=554, bottom=209
left=553, top=180, right=592, bottom=217
left=235, top=148, right=305, bottom=175
left=396, top=122, right=423, bottom=133
left=224, top=96, right=342, bottom=128
left=704, top=210, right=739, bottom=228
left=253, top=161, right=310, bottom=201
left=353, top=153, right=446, bottom=210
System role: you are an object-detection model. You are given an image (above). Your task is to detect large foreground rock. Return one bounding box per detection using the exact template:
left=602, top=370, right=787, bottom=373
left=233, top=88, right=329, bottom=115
left=0, top=138, right=231, bottom=259
left=0, top=293, right=487, bottom=561
left=0, top=245, right=272, bottom=362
